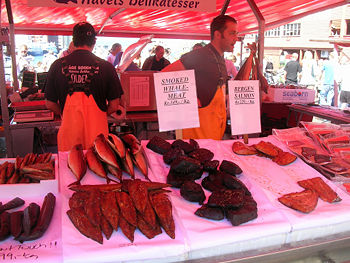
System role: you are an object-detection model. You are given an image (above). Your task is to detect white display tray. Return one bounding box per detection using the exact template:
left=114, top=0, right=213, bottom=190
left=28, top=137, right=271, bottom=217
left=0, top=154, right=59, bottom=198
left=220, top=136, right=350, bottom=244
left=143, top=139, right=291, bottom=261
left=58, top=151, right=188, bottom=263
left=0, top=194, right=63, bottom=263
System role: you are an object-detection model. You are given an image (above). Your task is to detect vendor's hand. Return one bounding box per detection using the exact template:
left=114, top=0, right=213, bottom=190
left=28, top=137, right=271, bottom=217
left=110, top=106, right=126, bottom=120
left=197, top=98, right=202, bottom=107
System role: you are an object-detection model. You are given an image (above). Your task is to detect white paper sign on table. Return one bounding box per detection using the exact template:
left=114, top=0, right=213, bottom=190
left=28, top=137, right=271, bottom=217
left=153, top=70, right=199, bottom=132
left=229, top=80, right=261, bottom=135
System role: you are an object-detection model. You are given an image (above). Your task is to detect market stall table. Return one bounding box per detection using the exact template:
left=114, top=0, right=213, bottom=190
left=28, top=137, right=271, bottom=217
left=56, top=137, right=350, bottom=262
left=2, top=137, right=350, bottom=262
left=287, top=104, right=350, bottom=126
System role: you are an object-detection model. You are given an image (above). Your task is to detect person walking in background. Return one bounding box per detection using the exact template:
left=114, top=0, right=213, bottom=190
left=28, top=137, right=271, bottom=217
left=300, top=51, right=317, bottom=87
left=225, top=55, right=238, bottom=79
left=264, top=56, right=274, bottom=84
left=284, top=53, right=302, bottom=85
left=319, top=52, right=338, bottom=106
left=339, top=57, right=350, bottom=109
left=107, top=43, right=122, bottom=67
left=59, top=41, right=75, bottom=58
left=42, top=49, right=58, bottom=71
left=44, top=22, right=123, bottom=151
left=162, top=15, right=238, bottom=140
left=300, top=51, right=317, bottom=100
left=142, top=45, right=170, bottom=71
left=17, top=44, right=34, bottom=80
left=192, top=43, right=204, bottom=50
left=232, top=55, right=240, bottom=71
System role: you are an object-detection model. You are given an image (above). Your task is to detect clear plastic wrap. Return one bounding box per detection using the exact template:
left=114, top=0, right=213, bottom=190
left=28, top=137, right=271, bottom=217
left=117, top=35, right=154, bottom=73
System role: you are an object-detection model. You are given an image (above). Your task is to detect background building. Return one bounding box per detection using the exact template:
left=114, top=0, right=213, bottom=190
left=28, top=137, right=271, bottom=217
left=244, top=4, right=350, bottom=70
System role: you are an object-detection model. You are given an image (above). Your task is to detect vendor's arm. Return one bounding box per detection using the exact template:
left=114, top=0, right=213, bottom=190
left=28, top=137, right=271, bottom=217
left=45, top=100, right=61, bottom=116
left=107, top=98, right=120, bottom=115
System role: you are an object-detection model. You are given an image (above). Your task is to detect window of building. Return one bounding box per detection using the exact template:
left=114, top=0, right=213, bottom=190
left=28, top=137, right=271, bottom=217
left=346, top=19, right=350, bottom=36
left=330, top=19, right=341, bottom=36
left=265, top=27, right=280, bottom=37
left=282, top=23, right=301, bottom=36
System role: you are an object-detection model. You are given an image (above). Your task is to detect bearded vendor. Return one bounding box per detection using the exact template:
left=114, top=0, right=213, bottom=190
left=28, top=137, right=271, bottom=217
left=162, top=15, right=238, bottom=140
left=44, top=22, right=123, bottom=151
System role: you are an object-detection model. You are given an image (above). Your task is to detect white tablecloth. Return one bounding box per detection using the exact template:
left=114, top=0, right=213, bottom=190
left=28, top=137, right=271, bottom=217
left=2, top=136, right=350, bottom=262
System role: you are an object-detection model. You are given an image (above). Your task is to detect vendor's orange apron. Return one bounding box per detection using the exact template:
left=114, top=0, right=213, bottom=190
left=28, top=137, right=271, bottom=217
left=182, top=84, right=226, bottom=140
left=57, top=59, right=108, bottom=152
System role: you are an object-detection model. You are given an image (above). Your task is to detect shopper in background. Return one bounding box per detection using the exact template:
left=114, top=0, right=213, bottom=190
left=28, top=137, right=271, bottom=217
left=339, top=57, right=350, bottom=109
left=162, top=15, right=238, bottom=140
left=42, top=49, right=58, bottom=71
left=225, top=55, right=238, bottom=79
left=59, top=41, right=75, bottom=58
left=264, top=56, right=274, bottom=84
left=107, top=43, right=123, bottom=67
left=300, top=51, right=318, bottom=100
left=192, top=43, right=204, bottom=50
left=319, top=52, right=338, bottom=106
left=284, top=53, right=302, bottom=85
left=142, top=45, right=170, bottom=71
left=300, top=51, right=317, bottom=87
left=124, top=54, right=141, bottom=71
left=44, top=22, right=123, bottom=151
left=17, top=44, right=34, bottom=80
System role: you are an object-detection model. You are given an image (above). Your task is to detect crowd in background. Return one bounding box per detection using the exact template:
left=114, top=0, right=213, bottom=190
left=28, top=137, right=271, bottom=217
left=263, top=49, right=350, bottom=109
left=8, top=38, right=350, bottom=109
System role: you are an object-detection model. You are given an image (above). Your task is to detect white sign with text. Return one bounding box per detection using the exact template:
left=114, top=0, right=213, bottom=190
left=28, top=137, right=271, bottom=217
left=229, top=80, right=261, bottom=135
left=153, top=70, right=199, bottom=132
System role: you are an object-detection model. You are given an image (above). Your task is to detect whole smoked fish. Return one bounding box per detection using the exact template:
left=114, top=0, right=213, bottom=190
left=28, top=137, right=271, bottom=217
left=68, top=144, right=87, bottom=186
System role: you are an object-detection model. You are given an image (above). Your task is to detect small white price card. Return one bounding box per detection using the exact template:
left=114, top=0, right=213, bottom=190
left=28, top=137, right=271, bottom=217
left=229, top=80, right=261, bottom=135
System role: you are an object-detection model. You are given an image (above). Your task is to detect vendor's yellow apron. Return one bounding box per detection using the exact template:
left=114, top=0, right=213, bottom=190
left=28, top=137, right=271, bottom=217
left=182, top=85, right=226, bottom=140
left=57, top=59, right=108, bottom=151
left=57, top=93, right=108, bottom=151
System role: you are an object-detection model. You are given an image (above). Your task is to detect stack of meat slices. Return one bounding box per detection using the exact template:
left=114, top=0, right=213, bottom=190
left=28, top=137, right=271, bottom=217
left=278, top=177, right=341, bottom=213
left=147, top=136, right=258, bottom=226
left=232, top=141, right=297, bottom=166
left=67, top=179, right=175, bottom=244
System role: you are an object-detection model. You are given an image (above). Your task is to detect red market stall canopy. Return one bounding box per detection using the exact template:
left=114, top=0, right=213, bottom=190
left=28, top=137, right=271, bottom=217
left=1, top=0, right=349, bottom=39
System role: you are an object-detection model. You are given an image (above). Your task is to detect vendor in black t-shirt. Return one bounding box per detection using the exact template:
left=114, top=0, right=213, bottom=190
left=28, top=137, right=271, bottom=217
left=44, top=22, right=123, bottom=151
left=142, top=45, right=170, bottom=71
left=162, top=15, right=238, bottom=140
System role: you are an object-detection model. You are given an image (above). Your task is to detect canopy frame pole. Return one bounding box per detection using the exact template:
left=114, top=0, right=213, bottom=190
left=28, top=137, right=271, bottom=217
left=246, top=0, right=265, bottom=71
left=5, top=0, right=19, bottom=92
left=98, top=8, right=126, bottom=35
left=220, top=0, right=231, bottom=15
left=0, top=0, right=14, bottom=157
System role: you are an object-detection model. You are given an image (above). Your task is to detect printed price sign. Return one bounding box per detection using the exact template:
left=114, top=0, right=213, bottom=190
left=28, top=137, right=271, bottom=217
left=129, top=76, right=150, bottom=107
left=229, top=80, right=261, bottom=135
left=153, top=70, right=199, bottom=132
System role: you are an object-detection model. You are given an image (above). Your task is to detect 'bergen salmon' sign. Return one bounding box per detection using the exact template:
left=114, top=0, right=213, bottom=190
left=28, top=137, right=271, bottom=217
left=28, top=0, right=216, bottom=12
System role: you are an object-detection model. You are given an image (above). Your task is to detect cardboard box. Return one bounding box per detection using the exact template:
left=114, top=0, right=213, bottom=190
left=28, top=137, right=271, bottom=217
left=0, top=154, right=59, bottom=198
left=264, top=87, right=315, bottom=103
left=120, top=71, right=157, bottom=112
